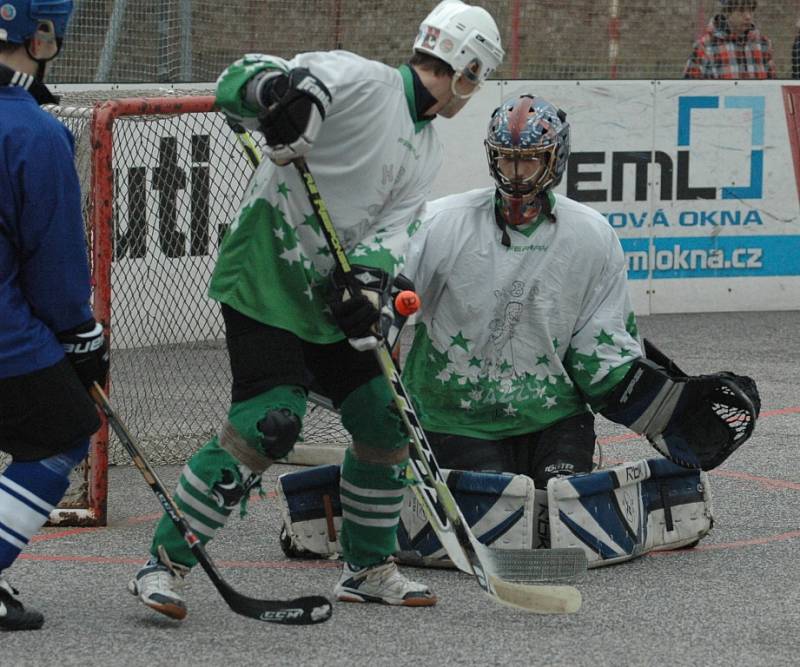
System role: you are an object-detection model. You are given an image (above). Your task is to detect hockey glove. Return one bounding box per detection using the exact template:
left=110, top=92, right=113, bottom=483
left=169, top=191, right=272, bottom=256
left=328, top=265, right=393, bottom=352
left=601, top=356, right=759, bottom=470
left=58, top=319, right=109, bottom=390
left=254, top=67, right=332, bottom=165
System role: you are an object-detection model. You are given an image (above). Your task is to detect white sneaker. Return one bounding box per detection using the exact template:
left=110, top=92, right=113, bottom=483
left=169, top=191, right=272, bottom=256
left=128, top=546, right=190, bottom=620
left=334, top=559, right=437, bottom=606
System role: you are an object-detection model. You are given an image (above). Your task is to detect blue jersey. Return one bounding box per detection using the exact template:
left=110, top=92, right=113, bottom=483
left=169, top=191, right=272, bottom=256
left=0, top=85, right=93, bottom=379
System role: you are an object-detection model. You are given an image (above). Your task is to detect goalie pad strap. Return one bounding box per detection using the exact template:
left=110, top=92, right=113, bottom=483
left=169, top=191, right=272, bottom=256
left=219, top=421, right=272, bottom=474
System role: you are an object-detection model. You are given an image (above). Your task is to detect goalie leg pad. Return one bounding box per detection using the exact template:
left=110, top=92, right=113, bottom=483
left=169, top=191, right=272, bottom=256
left=276, top=466, right=537, bottom=566
left=547, top=458, right=713, bottom=567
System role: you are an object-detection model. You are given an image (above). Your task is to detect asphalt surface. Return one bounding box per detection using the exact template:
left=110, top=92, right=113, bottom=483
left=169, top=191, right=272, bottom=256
left=2, top=310, right=798, bottom=666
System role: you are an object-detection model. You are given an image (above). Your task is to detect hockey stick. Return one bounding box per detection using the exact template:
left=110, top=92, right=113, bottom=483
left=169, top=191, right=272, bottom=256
left=90, top=383, right=332, bottom=625
left=288, top=157, right=584, bottom=614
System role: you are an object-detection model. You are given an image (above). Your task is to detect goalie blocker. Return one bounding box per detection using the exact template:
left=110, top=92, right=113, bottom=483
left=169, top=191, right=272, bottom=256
left=276, top=459, right=712, bottom=569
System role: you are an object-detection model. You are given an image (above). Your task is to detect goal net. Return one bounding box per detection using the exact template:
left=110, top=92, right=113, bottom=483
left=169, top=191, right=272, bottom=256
left=41, top=90, right=350, bottom=525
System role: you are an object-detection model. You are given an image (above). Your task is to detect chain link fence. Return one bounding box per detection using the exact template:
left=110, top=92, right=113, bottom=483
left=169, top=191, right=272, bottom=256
left=49, top=1, right=800, bottom=84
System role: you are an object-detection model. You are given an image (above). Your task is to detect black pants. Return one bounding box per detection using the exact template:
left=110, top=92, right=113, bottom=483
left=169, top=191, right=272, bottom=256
left=222, top=303, right=382, bottom=406
left=426, top=412, right=596, bottom=488
left=0, top=358, right=99, bottom=461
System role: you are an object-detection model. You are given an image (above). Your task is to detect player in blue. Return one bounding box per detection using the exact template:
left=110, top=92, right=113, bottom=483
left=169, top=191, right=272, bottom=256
left=0, top=0, right=108, bottom=631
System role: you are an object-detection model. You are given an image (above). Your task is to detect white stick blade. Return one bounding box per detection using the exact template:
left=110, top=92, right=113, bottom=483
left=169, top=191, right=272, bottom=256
left=488, top=576, right=582, bottom=614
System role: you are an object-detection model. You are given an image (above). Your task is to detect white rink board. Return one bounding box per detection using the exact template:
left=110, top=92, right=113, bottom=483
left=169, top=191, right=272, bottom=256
left=62, top=80, right=800, bottom=350
left=433, top=80, right=800, bottom=315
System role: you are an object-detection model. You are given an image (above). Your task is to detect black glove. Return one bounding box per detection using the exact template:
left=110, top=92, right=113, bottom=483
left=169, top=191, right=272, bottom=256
left=58, top=319, right=109, bottom=389
left=256, top=67, right=332, bottom=164
left=328, top=265, right=392, bottom=351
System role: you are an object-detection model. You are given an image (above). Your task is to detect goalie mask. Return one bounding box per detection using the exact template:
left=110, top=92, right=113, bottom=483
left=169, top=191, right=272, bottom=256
left=485, top=94, right=570, bottom=227
left=413, top=0, right=504, bottom=99
left=0, top=0, right=73, bottom=80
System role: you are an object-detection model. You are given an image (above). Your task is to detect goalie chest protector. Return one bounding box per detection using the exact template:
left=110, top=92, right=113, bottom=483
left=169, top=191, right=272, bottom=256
left=276, top=465, right=536, bottom=566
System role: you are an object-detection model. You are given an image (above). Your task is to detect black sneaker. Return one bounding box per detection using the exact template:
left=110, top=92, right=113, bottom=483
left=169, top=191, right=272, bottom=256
left=0, top=579, right=44, bottom=631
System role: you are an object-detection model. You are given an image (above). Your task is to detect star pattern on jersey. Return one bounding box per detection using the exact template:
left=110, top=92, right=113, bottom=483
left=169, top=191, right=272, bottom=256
left=406, top=325, right=586, bottom=425
left=300, top=212, right=322, bottom=236
left=595, top=329, right=615, bottom=346
left=450, top=331, right=470, bottom=352
left=277, top=182, right=291, bottom=198
left=264, top=203, right=327, bottom=301
left=626, top=311, right=639, bottom=339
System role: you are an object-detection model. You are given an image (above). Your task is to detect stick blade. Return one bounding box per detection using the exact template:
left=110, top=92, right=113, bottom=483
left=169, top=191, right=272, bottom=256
left=488, top=576, right=582, bottom=615
left=221, top=588, right=333, bottom=625
left=488, top=547, right=588, bottom=583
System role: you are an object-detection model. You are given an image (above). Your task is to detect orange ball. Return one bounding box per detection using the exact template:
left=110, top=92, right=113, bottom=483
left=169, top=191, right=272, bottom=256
left=395, top=290, right=421, bottom=317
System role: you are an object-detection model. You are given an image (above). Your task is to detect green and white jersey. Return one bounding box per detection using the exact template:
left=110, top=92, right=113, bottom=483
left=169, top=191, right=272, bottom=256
left=402, top=188, right=642, bottom=439
left=210, top=51, right=442, bottom=342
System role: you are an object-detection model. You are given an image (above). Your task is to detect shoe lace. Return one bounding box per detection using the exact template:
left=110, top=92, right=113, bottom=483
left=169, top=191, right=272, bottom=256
left=156, top=545, right=190, bottom=591
left=363, top=561, right=407, bottom=591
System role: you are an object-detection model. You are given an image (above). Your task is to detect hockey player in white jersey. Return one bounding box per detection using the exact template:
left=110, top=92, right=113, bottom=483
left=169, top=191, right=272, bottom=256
left=128, top=1, right=504, bottom=619
left=401, top=94, right=760, bottom=546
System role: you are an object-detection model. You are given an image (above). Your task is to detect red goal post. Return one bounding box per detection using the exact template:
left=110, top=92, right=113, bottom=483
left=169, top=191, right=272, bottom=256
left=43, top=92, right=349, bottom=526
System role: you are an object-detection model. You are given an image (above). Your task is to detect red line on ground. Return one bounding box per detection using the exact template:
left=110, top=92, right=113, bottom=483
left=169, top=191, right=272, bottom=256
left=761, top=406, right=800, bottom=417
left=17, top=553, right=340, bottom=570
left=710, top=469, right=800, bottom=491
left=648, top=530, right=800, bottom=555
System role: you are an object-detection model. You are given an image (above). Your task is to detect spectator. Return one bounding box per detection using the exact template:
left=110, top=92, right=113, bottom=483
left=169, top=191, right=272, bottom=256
left=684, top=0, right=775, bottom=79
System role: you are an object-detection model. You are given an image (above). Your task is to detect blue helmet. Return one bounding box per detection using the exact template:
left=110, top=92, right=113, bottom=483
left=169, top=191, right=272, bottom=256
left=485, top=94, right=570, bottom=200
left=0, top=0, right=73, bottom=44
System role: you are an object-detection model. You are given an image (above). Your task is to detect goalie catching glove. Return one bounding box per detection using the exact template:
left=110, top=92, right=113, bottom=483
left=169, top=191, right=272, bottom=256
left=601, top=347, right=760, bottom=470
left=328, top=265, right=395, bottom=352
left=58, top=319, right=109, bottom=390
left=248, top=67, right=332, bottom=164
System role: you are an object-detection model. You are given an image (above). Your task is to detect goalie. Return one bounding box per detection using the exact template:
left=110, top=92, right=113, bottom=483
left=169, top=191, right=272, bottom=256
left=277, top=95, right=760, bottom=568
left=398, top=93, right=760, bottom=550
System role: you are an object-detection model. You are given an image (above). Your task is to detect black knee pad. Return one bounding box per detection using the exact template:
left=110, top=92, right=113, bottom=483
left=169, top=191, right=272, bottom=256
left=256, top=408, right=301, bottom=459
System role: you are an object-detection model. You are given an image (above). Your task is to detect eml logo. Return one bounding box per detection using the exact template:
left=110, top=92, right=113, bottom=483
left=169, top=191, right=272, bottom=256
left=565, top=95, right=766, bottom=203
left=678, top=95, right=765, bottom=200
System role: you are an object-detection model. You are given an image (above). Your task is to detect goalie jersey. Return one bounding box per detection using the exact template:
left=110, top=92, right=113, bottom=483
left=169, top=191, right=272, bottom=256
left=402, top=188, right=643, bottom=438
left=211, top=50, right=443, bottom=343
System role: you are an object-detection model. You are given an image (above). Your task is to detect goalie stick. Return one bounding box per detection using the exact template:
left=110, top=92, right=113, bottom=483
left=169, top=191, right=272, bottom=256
left=227, top=124, right=586, bottom=612
left=90, top=383, right=332, bottom=625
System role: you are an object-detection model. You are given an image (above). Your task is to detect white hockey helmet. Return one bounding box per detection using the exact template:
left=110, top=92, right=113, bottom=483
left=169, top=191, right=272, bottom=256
left=413, top=1, right=505, bottom=84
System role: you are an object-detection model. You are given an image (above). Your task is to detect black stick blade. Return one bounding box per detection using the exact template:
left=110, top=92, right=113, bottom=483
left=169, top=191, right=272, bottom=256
left=221, top=587, right=333, bottom=625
